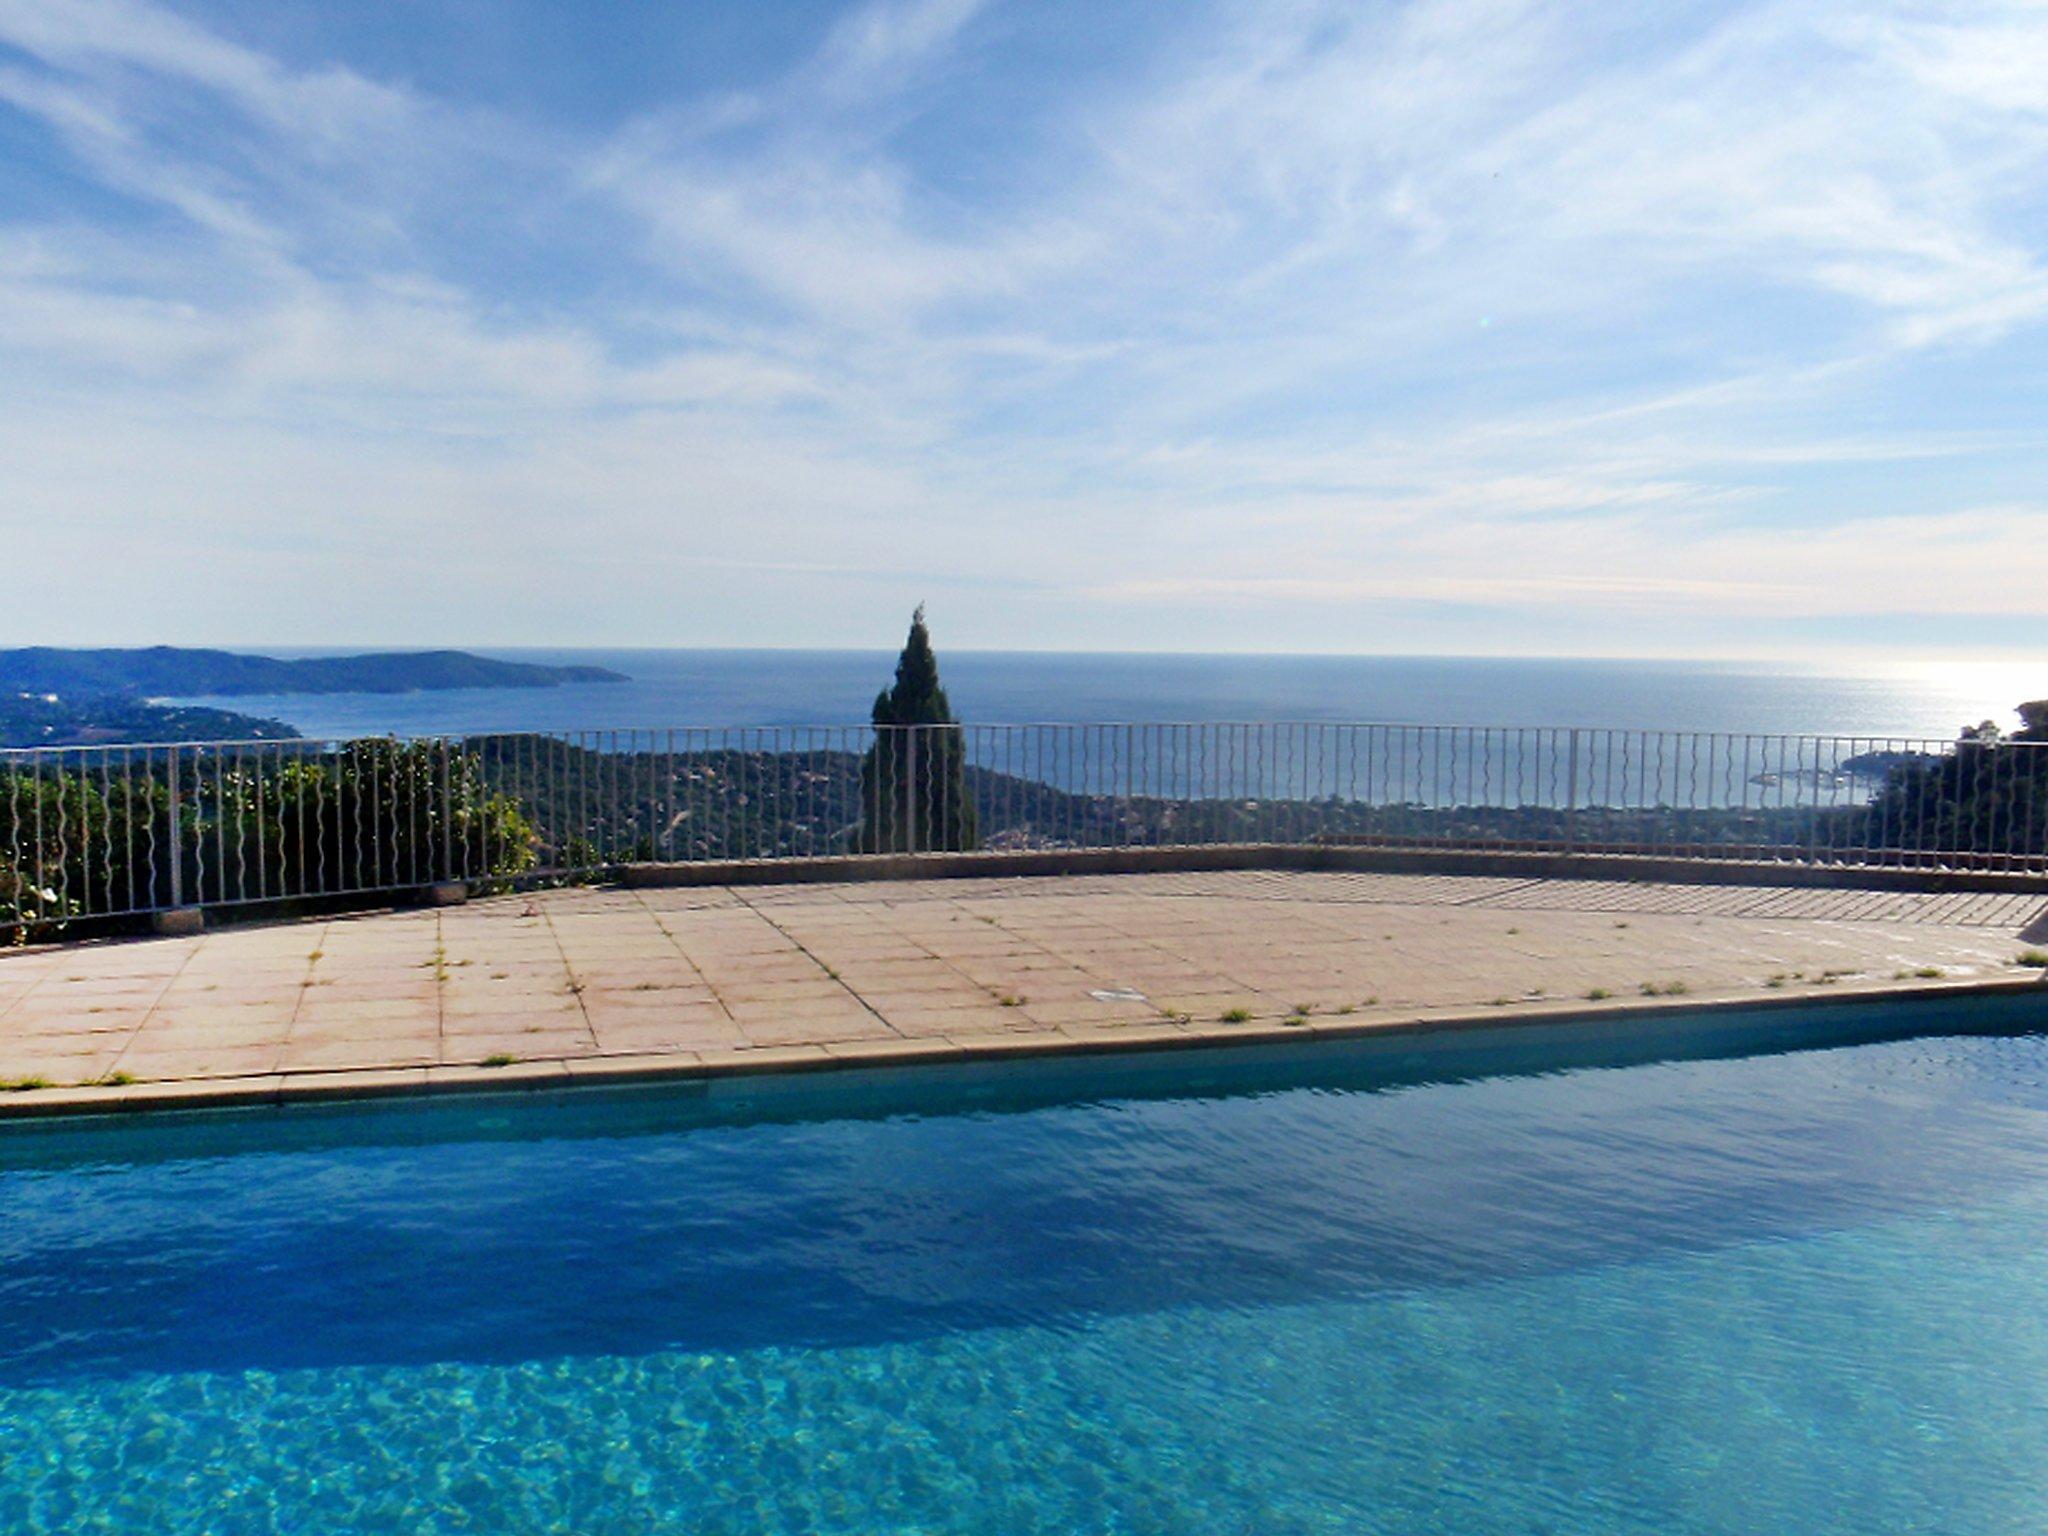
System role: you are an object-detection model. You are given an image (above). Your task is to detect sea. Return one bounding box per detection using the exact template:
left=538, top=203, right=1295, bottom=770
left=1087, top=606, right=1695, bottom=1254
left=172, top=650, right=2044, bottom=744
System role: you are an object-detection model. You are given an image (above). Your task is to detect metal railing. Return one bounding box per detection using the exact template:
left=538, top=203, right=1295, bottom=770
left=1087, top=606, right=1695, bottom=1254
left=4, top=723, right=2044, bottom=935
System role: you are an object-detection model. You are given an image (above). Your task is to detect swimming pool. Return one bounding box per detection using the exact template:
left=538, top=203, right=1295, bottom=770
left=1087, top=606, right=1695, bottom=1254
left=4, top=995, right=2047, bottom=1533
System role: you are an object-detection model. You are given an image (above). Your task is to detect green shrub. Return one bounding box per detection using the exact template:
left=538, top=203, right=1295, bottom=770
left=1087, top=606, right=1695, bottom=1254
left=2, top=741, right=536, bottom=937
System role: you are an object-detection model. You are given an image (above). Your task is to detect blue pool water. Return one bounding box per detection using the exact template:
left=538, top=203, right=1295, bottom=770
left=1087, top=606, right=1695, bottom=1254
left=5, top=999, right=2048, bottom=1533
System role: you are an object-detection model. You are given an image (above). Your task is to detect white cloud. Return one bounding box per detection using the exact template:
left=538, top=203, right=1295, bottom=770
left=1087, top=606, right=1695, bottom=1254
left=0, top=0, right=410, bottom=141
left=1083, top=504, right=2048, bottom=621
left=1, top=0, right=2046, bottom=652
left=809, top=0, right=992, bottom=101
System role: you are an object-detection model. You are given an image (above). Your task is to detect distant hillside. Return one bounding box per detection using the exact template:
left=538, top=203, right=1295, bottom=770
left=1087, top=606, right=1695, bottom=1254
left=2, top=693, right=300, bottom=749
left=0, top=647, right=626, bottom=698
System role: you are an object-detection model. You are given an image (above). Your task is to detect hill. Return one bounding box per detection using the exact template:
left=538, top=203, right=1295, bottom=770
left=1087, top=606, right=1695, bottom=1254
left=0, top=647, right=626, bottom=698
left=2, top=692, right=299, bottom=749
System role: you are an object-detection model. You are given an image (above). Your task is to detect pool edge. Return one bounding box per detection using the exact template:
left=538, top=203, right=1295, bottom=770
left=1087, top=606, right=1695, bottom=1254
left=4, top=972, right=2045, bottom=1123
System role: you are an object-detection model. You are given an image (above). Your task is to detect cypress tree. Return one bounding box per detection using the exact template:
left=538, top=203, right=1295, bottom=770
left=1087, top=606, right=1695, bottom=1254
left=859, top=606, right=978, bottom=852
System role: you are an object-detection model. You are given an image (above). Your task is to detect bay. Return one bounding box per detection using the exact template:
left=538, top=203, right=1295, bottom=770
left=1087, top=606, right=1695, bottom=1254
left=171, top=650, right=2044, bottom=743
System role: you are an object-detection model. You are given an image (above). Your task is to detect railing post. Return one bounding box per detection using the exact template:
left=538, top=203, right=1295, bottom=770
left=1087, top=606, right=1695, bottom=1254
left=442, top=736, right=453, bottom=882
left=148, top=743, right=204, bottom=933
left=166, top=745, right=182, bottom=910
left=1564, top=728, right=1581, bottom=852
left=904, top=727, right=919, bottom=855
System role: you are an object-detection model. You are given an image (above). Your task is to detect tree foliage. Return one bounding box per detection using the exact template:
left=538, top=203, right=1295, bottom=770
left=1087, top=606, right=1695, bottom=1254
left=2, top=739, right=536, bottom=937
left=858, top=607, right=978, bottom=852
left=1861, top=698, right=2048, bottom=861
left=202, top=740, right=538, bottom=898
left=0, top=770, right=169, bottom=932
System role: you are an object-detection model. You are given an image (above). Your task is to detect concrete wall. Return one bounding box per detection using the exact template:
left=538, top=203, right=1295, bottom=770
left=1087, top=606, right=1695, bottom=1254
left=620, top=843, right=2048, bottom=896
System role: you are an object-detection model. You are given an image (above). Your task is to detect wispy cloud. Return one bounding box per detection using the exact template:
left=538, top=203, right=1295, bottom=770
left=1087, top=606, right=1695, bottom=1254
left=0, top=0, right=407, bottom=133
left=1, top=0, right=2045, bottom=653
left=808, top=0, right=992, bottom=102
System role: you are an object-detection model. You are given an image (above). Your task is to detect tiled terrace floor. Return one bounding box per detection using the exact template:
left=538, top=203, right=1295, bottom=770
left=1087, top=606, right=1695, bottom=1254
left=3, top=870, right=2046, bottom=1108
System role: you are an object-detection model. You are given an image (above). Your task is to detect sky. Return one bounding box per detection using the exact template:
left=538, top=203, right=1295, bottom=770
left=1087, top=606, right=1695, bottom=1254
left=2, top=0, right=2046, bottom=660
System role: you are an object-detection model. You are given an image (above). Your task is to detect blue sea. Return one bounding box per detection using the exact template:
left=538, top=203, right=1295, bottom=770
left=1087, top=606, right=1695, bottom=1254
left=5, top=999, right=2048, bottom=1533
left=178, top=650, right=2045, bottom=741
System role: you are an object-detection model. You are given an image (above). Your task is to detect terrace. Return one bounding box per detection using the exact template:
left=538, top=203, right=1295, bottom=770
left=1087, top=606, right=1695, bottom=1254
left=3, top=720, right=2044, bottom=1115
left=3, top=868, right=2044, bottom=1115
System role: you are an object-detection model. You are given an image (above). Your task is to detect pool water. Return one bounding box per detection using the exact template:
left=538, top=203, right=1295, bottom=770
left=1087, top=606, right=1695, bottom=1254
left=4, top=998, right=2048, bottom=1533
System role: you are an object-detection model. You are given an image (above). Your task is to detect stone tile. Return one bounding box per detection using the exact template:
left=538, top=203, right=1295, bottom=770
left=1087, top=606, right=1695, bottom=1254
left=559, top=961, right=705, bottom=984
left=3, top=1004, right=156, bottom=1036
left=179, top=951, right=311, bottom=975
left=128, top=1014, right=288, bottom=1049
left=688, top=962, right=830, bottom=991
left=1014, top=996, right=1171, bottom=1026
left=819, top=962, right=970, bottom=987
left=286, top=1013, right=440, bottom=1043
left=291, top=992, right=440, bottom=1019
left=114, top=1042, right=281, bottom=1080
left=435, top=1031, right=592, bottom=1063
left=876, top=1002, right=1028, bottom=1037
left=445, top=964, right=575, bottom=987
left=590, top=1020, right=744, bottom=1053
left=737, top=1011, right=898, bottom=1046
left=141, top=997, right=295, bottom=1024
left=705, top=977, right=849, bottom=1005
left=442, top=986, right=577, bottom=1018
left=22, top=976, right=169, bottom=1003
left=579, top=1003, right=731, bottom=1039
left=575, top=983, right=721, bottom=1009
left=19, top=951, right=166, bottom=980
left=0, top=1036, right=122, bottom=1077
left=149, top=961, right=287, bottom=1004
left=800, top=943, right=931, bottom=965
left=439, top=1009, right=587, bottom=1038
left=277, top=1036, right=440, bottom=1072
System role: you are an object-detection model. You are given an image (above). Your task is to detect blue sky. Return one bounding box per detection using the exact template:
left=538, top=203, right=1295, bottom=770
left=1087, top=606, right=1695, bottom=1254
left=2, top=0, right=2045, bottom=658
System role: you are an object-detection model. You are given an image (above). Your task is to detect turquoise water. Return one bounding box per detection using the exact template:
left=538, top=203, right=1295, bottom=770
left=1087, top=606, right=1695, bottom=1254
left=5, top=999, right=2048, bottom=1533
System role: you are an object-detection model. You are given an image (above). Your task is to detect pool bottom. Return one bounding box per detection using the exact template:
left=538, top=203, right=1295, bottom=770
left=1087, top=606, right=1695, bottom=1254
left=4, top=1182, right=2046, bottom=1536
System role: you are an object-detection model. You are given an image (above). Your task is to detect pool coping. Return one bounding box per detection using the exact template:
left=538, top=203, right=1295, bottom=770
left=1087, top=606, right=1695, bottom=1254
left=3, top=971, right=2043, bottom=1124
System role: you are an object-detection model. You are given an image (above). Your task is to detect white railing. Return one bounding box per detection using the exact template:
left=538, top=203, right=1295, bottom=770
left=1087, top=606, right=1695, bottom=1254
left=3, top=723, right=2044, bottom=934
